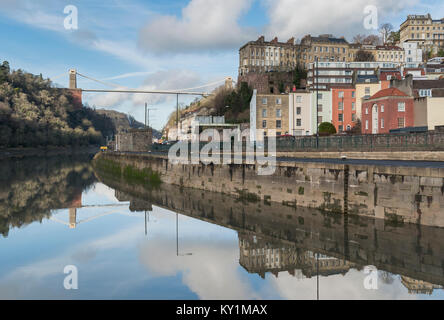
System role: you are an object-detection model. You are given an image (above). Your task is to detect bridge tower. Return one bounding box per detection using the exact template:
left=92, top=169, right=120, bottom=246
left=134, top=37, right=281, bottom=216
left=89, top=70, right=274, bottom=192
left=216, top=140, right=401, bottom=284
left=68, top=69, right=83, bottom=109
left=69, top=69, right=77, bottom=89
left=69, top=208, right=77, bottom=229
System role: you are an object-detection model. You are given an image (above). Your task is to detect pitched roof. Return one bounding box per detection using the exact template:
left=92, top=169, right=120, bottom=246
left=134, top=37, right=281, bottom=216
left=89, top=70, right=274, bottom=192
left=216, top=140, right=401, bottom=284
left=369, top=88, right=409, bottom=100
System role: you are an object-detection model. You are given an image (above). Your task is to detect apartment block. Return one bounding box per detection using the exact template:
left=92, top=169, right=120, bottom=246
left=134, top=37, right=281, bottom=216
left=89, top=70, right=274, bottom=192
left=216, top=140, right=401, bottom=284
left=400, top=14, right=444, bottom=54
left=239, top=36, right=300, bottom=76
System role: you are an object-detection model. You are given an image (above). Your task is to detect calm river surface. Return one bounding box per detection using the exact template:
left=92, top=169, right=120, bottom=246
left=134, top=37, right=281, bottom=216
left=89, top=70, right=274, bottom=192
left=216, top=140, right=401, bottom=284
left=0, top=155, right=443, bottom=300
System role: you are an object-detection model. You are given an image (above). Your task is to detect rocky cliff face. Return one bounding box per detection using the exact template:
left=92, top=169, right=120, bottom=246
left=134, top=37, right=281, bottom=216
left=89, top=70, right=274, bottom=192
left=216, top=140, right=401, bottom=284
left=95, top=109, right=161, bottom=138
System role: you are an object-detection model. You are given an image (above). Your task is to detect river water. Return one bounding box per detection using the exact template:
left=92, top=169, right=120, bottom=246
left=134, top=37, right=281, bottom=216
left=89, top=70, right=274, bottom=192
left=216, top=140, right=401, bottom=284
left=0, top=155, right=443, bottom=300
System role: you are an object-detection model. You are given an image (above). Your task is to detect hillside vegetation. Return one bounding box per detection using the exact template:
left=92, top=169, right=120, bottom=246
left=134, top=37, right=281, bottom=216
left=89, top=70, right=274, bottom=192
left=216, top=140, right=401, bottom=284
left=164, top=82, right=253, bottom=132
left=0, top=61, right=115, bottom=148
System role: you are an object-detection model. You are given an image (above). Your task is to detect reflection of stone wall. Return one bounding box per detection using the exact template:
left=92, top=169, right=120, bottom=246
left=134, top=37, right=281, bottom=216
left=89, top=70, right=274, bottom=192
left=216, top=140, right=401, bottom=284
left=97, top=152, right=444, bottom=227
left=94, top=174, right=444, bottom=287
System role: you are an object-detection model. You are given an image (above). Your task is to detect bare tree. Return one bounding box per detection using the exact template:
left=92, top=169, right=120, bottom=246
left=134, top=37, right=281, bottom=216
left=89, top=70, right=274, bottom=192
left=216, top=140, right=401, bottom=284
left=353, top=34, right=366, bottom=44
left=379, top=23, right=394, bottom=44
left=363, top=35, right=382, bottom=46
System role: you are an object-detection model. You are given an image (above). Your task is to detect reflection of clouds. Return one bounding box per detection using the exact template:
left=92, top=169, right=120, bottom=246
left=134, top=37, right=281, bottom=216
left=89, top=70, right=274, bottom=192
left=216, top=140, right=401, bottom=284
left=267, top=269, right=417, bottom=300
left=91, top=183, right=119, bottom=203
left=138, top=235, right=259, bottom=300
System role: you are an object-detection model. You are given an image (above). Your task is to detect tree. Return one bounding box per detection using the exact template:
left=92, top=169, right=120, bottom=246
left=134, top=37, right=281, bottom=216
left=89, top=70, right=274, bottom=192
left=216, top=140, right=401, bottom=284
left=355, top=50, right=375, bottom=62
left=318, top=122, right=336, bottom=136
left=353, top=34, right=366, bottom=44
left=293, top=64, right=307, bottom=89
left=387, top=31, right=400, bottom=45
left=379, top=23, right=394, bottom=44
left=437, top=48, right=444, bottom=57
left=0, top=61, right=10, bottom=84
left=363, top=35, right=381, bottom=46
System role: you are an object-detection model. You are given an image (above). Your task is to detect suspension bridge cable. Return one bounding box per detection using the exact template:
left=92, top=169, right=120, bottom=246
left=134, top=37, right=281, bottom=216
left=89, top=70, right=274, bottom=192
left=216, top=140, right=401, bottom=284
left=76, top=71, right=228, bottom=93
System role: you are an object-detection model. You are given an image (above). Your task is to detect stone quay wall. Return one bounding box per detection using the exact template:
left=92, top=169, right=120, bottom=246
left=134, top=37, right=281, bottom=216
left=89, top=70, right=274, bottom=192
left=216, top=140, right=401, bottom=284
left=96, top=152, right=444, bottom=228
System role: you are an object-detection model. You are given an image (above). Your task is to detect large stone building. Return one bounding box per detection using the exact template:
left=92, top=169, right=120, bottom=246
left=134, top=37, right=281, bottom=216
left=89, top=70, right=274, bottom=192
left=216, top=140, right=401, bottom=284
left=238, top=36, right=300, bottom=76
left=400, top=14, right=444, bottom=54
left=300, top=34, right=350, bottom=67
left=238, top=34, right=354, bottom=77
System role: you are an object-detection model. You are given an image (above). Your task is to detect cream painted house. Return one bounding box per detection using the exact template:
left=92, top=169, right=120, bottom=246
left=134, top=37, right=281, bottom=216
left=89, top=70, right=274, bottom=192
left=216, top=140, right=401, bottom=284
left=289, top=91, right=312, bottom=136
left=414, top=97, right=444, bottom=130
left=355, top=76, right=381, bottom=120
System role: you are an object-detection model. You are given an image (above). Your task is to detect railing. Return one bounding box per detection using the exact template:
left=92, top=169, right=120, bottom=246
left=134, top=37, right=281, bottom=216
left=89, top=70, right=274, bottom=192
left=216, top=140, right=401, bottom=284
left=150, top=131, right=444, bottom=154
left=275, top=132, right=444, bottom=152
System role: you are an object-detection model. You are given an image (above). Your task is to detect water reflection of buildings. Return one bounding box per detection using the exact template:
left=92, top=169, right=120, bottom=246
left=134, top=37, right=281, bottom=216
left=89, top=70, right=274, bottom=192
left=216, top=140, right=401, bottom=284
left=401, top=276, right=443, bottom=295
left=238, top=233, right=355, bottom=280
left=239, top=233, right=442, bottom=295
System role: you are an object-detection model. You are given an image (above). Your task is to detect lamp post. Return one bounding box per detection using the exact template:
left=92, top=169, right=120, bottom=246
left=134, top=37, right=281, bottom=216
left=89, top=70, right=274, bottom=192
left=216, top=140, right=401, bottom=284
left=176, top=213, right=192, bottom=257
left=315, top=57, right=319, bottom=148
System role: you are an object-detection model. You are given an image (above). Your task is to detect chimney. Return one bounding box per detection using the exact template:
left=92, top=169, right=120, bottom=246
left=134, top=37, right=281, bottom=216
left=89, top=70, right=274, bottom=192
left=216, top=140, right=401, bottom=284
left=257, top=35, right=265, bottom=42
left=287, top=37, right=295, bottom=44
left=271, top=37, right=278, bottom=44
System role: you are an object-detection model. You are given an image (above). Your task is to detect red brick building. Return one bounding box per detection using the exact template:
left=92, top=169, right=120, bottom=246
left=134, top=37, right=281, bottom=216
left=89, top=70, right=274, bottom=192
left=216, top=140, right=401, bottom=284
left=361, top=88, right=414, bottom=134
left=331, top=86, right=357, bottom=132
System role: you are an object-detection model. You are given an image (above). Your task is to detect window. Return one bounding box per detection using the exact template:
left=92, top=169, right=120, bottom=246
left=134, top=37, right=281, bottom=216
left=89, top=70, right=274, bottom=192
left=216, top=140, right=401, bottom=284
left=381, top=118, right=385, bottom=129
left=419, top=89, right=432, bottom=97
left=276, top=109, right=282, bottom=117
left=381, top=105, right=384, bottom=113
left=365, top=120, right=369, bottom=130
left=339, top=125, right=343, bottom=132
left=398, top=102, right=405, bottom=112
left=296, top=96, right=302, bottom=103
left=318, top=116, right=323, bottom=124
left=352, top=113, right=356, bottom=121
left=296, top=119, right=302, bottom=127
left=262, top=109, right=267, bottom=117
left=338, top=114, right=343, bottom=122
left=262, top=98, right=268, bottom=105
left=338, top=102, right=344, bottom=110
left=352, top=91, right=355, bottom=98
left=317, top=104, right=323, bottom=112
left=317, top=93, right=323, bottom=99
left=365, top=87, right=370, bottom=95
left=276, top=98, right=282, bottom=105
left=277, top=132, right=281, bottom=136
left=276, top=120, right=282, bottom=128
left=398, top=117, right=405, bottom=128
left=352, top=102, right=356, bottom=110
left=338, top=91, right=344, bottom=98
left=296, top=107, right=301, bottom=115
left=365, top=107, right=369, bottom=115
left=262, top=120, right=267, bottom=128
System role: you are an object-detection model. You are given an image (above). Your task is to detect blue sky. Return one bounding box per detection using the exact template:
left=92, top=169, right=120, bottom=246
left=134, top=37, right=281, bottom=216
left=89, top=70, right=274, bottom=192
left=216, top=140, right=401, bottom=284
left=0, top=0, right=442, bottom=130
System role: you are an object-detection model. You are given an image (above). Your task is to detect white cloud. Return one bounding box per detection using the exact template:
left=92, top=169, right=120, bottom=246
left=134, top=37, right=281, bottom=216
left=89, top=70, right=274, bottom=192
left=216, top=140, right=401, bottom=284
left=263, top=0, right=419, bottom=41
left=138, top=0, right=256, bottom=53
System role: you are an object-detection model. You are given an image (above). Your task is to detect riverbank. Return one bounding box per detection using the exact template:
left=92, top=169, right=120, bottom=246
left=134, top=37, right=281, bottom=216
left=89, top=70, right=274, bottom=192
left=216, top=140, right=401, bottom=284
left=0, top=146, right=100, bottom=160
